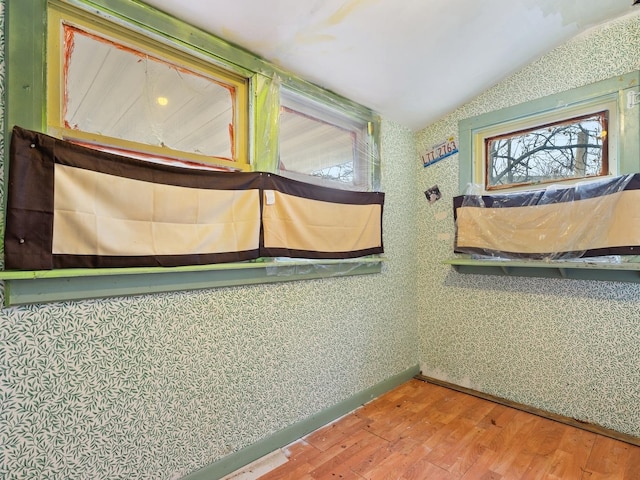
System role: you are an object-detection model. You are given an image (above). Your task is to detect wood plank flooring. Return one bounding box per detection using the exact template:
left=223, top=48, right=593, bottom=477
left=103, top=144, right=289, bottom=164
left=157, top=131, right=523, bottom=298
left=257, top=379, right=640, bottom=480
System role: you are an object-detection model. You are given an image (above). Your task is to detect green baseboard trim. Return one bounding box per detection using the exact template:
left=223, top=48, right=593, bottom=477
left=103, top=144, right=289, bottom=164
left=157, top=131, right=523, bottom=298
left=182, top=364, right=421, bottom=480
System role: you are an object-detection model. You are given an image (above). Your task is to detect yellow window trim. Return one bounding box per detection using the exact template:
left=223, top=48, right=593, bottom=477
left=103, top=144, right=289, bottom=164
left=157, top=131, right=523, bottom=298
left=47, top=1, right=250, bottom=170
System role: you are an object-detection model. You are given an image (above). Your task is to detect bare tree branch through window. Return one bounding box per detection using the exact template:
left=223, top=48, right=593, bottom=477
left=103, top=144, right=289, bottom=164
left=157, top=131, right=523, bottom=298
left=485, top=111, right=608, bottom=190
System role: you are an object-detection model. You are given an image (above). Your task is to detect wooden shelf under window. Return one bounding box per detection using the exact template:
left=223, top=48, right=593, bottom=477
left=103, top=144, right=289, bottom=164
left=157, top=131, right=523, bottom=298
left=445, top=256, right=640, bottom=283
left=0, top=257, right=384, bottom=306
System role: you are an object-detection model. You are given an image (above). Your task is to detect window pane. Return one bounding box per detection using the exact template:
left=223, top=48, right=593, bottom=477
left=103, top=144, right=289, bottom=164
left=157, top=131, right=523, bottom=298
left=64, top=25, right=235, bottom=160
left=277, top=88, right=374, bottom=191
left=279, top=106, right=356, bottom=183
left=485, top=111, right=608, bottom=190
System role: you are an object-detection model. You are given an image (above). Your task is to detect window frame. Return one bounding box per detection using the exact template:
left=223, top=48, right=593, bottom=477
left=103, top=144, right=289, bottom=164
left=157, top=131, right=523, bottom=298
left=47, top=3, right=251, bottom=171
left=2, top=0, right=384, bottom=306
left=458, top=71, right=640, bottom=194
left=278, top=86, right=378, bottom=191
left=483, top=109, right=610, bottom=191
left=450, top=70, right=640, bottom=282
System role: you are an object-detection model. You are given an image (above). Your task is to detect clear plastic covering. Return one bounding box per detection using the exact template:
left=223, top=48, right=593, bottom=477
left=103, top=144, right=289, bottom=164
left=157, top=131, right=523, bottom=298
left=254, top=73, right=282, bottom=172
left=65, top=25, right=236, bottom=160
left=254, top=72, right=381, bottom=192
left=454, top=174, right=638, bottom=261
left=265, top=257, right=380, bottom=278
left=276, top=82, right=381, bottom=192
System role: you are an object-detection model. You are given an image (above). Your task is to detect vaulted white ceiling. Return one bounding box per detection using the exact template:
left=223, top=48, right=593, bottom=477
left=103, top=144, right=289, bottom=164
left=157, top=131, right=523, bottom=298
left=141, top=0, right=639, bottom=131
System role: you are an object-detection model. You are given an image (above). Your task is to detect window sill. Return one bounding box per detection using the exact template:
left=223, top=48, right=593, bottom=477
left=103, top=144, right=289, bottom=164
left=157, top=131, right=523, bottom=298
left=0, top=257, right=384, bottom=307
left=445, top=256, right=640, bottom=283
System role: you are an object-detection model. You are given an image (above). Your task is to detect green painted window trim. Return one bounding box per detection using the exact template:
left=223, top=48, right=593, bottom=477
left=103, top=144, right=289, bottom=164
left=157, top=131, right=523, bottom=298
left=458, top=70, right=640, bottom=193
left=0, top=258, right=385, bottom=306
left=451, top=71, right=640, bottom=283
left=5, top=0, right=380, bottom=160
left=3, top=0, right=383, bottom=306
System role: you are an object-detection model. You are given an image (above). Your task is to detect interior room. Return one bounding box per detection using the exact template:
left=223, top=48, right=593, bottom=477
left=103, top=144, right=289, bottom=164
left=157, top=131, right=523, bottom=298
left=1, top=0, right=639, bottom=478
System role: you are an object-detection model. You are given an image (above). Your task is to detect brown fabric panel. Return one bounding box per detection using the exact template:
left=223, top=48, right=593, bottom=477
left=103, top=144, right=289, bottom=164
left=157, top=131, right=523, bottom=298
left=260, top=174, right=384, bottom=258
left=4, top=127, right=385, bottom=270
left=261, top=246, right=384, bottom=259
left=455, top=189, right=640, bottom=257
left=4, top=127, right=57, bottom=270
left=5, top=127, right=265, bottom=270
left=263, top=173, right=385, bottom=205
left=12, top=125, right=263, bottom=190
left=52, top=250, right=259, bottom=269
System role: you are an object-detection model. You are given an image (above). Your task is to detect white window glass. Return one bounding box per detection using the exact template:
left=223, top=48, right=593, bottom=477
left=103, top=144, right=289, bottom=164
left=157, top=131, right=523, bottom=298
left=48, top=5, right=249, bottom=171
left=64, top=25, right=235, bottom=159
left=278, top=89, right=373, bottom=191
left=485, top=111, right=609, bottom=190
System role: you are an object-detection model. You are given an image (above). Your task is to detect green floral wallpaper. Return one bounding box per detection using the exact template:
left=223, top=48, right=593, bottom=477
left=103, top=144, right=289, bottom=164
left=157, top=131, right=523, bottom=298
left=0, top=1, right=420, bottom=478
left=416, top=11, right=640, bottom=438
left=2, top=2, right=640, bottom=478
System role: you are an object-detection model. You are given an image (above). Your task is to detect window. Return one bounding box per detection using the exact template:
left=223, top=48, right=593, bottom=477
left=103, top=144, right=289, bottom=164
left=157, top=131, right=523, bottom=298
left=47, top=2, right=249, bottom=171
left=458, top=71, right=640, bottom=194
left=3, top=0, right=383, bottom=304
left=449, top=71, right=640, bottom=281
left=278, top=88, right=378, bottom=191
left=485, top=110, right=609, bottom=190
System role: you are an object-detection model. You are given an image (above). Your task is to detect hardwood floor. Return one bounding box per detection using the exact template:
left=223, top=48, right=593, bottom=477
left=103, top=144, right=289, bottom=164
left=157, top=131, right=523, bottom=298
left=257, top=379, right=640, bottom=480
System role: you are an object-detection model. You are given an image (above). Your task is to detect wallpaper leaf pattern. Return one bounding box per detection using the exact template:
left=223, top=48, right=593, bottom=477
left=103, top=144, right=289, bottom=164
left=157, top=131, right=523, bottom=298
left=0, top=5, right=419, bottom=473
left=416, top=10, right=640, bottom=440
left=0, top=283, right=418, bottom=479
left=1, top=2, right=639, bottom=479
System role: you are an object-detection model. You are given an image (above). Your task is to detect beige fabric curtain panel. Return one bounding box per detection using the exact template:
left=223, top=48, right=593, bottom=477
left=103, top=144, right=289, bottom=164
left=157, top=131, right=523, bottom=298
left=453, top=174, right=640, bottom=260
left=4, top=127, right=384, bottom=270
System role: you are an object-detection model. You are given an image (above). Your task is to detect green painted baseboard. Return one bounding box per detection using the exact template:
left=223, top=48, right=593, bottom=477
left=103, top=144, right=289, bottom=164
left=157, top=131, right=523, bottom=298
left=182, top=365, right=421, bottom=480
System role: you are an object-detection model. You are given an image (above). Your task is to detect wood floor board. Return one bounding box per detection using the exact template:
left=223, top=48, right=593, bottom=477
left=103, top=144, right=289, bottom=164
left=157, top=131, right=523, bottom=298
left=342, top=436, right=396, bottom=477
left=584, top=435, right=636, bottom=478
left=461, top=398, right=502, bottom=424
left=305, top=413, right=370, bottom=452
left=556, top=424, right=597, bottom=460
left=479, top=403, right=520, bottom=431
left=283, top=440, right=321, bottom=465
left=538, top=448, right=574, bottom=480
left=257, top=379, right=640, bottom=480
left=478, top=411, right=540, bottom=476
left=476, top=471, right=503, bottom=480
left=424, top=417, right=482, bottom=471
left=521, top=418, right=560, bottom=456
left=405, top=419, right=447, bottom=445
left=308, top=431, right=388, bottom=478
left=624, top=446, right=640, bottom=479
left=257, top=459, right=315, bottom=480
left=434, top=425, right=487, bottom=476
left=302, top=430, right=378, bottom=473
left=400, top=458, right=460, bottom=480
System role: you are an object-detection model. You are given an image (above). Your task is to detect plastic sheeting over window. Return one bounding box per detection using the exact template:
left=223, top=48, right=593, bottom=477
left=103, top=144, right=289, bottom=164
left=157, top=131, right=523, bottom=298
left=485, top=110, right=609, bottom=191
left=63, top=25, right=235, bottom=159
left=453, top=175, right=640, bottom=260
left=278, top=84, right=379, bottom=192
left=47, top=2, right=250, bottom=172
